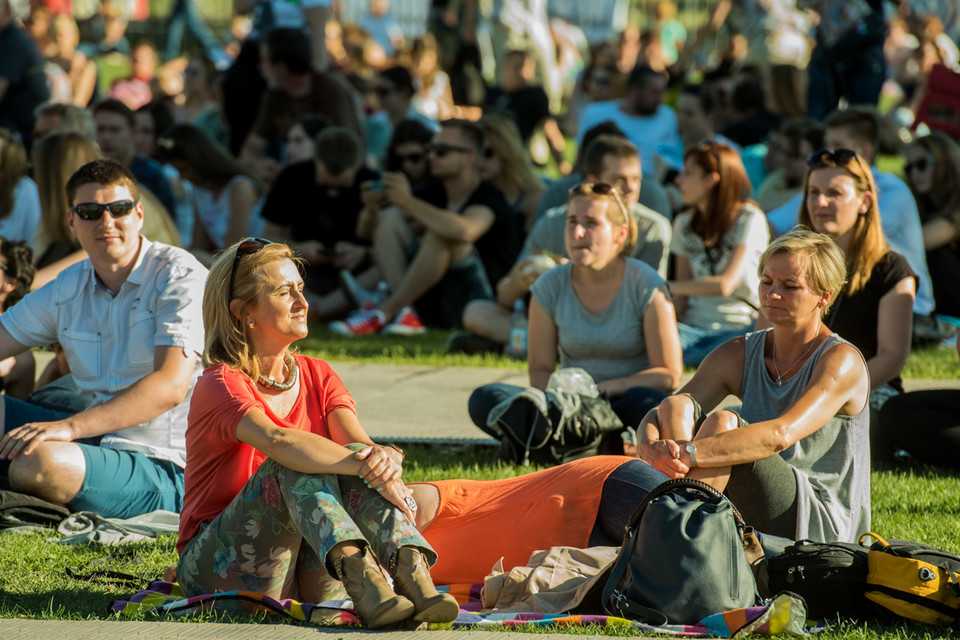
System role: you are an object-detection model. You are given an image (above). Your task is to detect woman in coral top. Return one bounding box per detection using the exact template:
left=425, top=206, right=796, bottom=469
left=176, top=239, right=456, bottom=628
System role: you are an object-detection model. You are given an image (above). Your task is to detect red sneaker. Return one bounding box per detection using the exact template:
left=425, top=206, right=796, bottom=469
left=382, top=307, right=426, bottom=336
left=329, top=308, right=386, bottom=336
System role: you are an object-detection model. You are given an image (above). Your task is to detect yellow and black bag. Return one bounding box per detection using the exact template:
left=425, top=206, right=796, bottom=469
left=861, top=532, right=960, bottom=626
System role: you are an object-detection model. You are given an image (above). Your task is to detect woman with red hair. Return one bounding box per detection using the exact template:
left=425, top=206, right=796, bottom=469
left=669, top=140, right=769, bottom=365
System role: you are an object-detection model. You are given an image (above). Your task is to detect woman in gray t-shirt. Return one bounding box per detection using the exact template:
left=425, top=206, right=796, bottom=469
left=469, top=183, right=683, bottom=432
left=638, top=229, right=870, bottom=543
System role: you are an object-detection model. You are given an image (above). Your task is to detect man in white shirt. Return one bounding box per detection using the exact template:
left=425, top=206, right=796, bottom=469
left=576, top=65, right=680, bottom=178
left=766, top=107, right=934, bottom=318
left=0, top=160, right=207, bottom=518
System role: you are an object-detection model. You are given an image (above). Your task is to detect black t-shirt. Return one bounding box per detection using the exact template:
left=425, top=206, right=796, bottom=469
left=824, top=251, right=916, bottom=390
left=484, top=85, right=550, bottom=142
left=414, top=179, right=520, bottom=287
left=262, top=161, right=377, bottom=247
left=0, top=24, right=50, bottom=149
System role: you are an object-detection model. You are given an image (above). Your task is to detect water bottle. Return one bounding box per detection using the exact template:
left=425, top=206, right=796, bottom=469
left=505, top=299, right=528, bottom=359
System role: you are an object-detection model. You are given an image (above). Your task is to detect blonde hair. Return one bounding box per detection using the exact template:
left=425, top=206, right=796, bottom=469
left=33, top=131, right=102, bottom=246
left=759, top=227, right=847, bottom=316
left=479, top=112, right=544, bottom=199
left=202, top=240, right=304, bottom=381
left=797, top=150, right=887, bottom=296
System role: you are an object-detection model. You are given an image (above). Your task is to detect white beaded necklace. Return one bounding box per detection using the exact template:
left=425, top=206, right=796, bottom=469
left=771, top=320, right=821, bottom=386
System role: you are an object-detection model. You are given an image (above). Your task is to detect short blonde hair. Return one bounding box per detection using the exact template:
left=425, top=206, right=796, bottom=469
left=202, top=240, right=304, bottom=380
left=759, top=227, right=847, bottom=316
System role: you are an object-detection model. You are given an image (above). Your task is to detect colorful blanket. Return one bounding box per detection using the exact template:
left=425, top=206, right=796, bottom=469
left=110, top=581, right=808, bottom=636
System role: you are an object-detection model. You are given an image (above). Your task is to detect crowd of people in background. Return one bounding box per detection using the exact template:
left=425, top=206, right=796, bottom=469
left=0, top=0, right=957, bottom=550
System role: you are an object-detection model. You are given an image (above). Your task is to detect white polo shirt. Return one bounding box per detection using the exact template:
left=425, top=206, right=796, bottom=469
left=0, top=238, right=207, bottom=467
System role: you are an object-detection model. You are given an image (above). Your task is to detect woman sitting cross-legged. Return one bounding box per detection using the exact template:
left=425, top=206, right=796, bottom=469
left=468, top=182, right=683, bottom=443
left=175, top=239, right=458, bottom=628
left=639, top=229, right=871, bottom=543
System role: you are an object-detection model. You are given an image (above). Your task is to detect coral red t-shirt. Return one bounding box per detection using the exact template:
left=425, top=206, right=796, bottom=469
left=177, top=356, right=356, bottom=553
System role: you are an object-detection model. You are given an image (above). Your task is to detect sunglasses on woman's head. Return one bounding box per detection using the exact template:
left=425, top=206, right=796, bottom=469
left=806, top=148, right=859, bottom=167
left=568, top=181, right=628, bottom=211
left=904, top=155, right=933, bottom=174
left=229, top=237, right=273, bottom=299
left=70, top=200, right=138, bottom=221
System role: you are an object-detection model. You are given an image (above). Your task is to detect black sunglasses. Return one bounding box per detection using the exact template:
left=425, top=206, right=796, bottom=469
left=806, top=148, right=859, bottom=167
left=374, top=85, right=396, bottom=97
left=70, top=200, right=138, bottom=221
left=904, top=155, right=933, bottom=174
left=229, top=238, right=273, bottom=299
left=568, top=181, right=628, bottom=212
left=427, top=143, right=473, bottom=157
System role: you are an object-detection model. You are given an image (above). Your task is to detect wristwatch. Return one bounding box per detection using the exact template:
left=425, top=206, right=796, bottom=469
left=684, top=442, right=698, bottom=468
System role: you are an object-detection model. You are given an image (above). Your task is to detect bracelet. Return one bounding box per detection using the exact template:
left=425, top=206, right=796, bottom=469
left=386, top=443, right=405, bottom=459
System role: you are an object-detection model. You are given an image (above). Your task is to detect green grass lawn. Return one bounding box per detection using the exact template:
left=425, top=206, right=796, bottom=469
left=1, top=448, right=958, bottom=637
left=1, top=332, right=957, bottom=635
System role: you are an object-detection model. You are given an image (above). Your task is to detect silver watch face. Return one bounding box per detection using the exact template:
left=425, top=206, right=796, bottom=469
left=685, top=443, right=696, bottom=454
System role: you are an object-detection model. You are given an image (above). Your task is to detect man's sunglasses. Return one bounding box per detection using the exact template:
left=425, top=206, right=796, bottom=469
left=70, top=200, right=138, bottom=221
left=904, top=155, right=934, bottom=174
left=806, top=148, right=859, bottom=167
left=427, top=143, right=473, bottom=157
left=229, top=237, right=273, bottom=299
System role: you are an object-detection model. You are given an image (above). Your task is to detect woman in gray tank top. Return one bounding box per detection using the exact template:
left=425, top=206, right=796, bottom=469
left=637, top=229, right=871, bottom=543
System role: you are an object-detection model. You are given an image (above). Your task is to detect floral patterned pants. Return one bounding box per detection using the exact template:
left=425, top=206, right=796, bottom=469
left=177, top=449, right=433, bottom=604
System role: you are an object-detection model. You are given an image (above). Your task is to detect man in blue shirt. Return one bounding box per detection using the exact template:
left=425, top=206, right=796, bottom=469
left=94, top=99, right=177, bottom=217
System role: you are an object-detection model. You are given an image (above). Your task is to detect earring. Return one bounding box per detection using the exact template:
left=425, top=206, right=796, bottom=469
left=247, top=319, right=255, bottom=329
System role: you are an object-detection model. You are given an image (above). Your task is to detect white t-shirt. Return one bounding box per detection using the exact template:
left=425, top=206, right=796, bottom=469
left=671, top=202, right=769, bottom=330
left=193, top=176, right=265, bottom=250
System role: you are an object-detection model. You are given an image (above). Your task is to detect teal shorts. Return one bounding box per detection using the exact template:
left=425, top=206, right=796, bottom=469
left=68, top=446, right=184, bottom=519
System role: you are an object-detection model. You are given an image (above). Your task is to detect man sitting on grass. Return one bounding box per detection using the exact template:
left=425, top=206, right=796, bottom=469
left=331, top=119, right=520, bottom=335
left=0, top=160, right=206, bottom=519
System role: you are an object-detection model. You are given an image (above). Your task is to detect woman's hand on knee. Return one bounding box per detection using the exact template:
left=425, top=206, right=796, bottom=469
left=355, top=444, right=403, bottom=489
left=638, top=438, right=690, bottom=479
left=380, top=479, right=416, bottom=522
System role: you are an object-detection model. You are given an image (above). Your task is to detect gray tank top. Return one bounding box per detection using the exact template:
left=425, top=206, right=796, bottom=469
left=739, top=330, right=871, bottom=543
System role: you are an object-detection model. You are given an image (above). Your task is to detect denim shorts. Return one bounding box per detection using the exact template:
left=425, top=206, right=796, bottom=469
left=3, top=396, right=183, bottom=518
left=69, top=447, right=185, bottom=519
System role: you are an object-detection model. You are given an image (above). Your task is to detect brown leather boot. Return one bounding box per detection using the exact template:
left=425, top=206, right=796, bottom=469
left=334, top=547, right=415, bottom=628
left=391, top=546, right=460, bottom=623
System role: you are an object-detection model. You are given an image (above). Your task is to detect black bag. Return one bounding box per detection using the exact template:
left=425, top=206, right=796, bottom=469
left=602, top=478, right=760, bottom=625
left=767, top=539, right=870, bottom=620
left=0, top=489, right=70, bottom=530
left=490, top=390, right=623, bottom=466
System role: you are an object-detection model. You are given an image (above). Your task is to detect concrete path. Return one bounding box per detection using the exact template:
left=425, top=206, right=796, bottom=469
left=0, top=620, right=610, bottom=640
left=326, top=361, right=959, bottom=445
